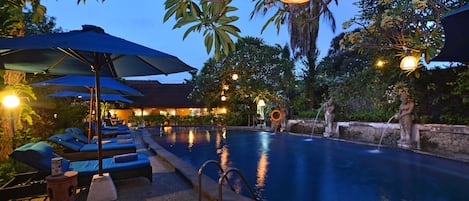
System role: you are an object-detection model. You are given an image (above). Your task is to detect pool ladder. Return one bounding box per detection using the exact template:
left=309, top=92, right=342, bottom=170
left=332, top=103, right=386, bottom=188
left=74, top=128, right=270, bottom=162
left=198, top=160, right=258, bottom=201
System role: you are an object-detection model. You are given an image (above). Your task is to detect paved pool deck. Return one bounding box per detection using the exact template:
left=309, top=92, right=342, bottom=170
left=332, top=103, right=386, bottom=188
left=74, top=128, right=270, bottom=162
left=99, top=129, right=204, bottom=201
left=85, top=127, right=256, bottom=201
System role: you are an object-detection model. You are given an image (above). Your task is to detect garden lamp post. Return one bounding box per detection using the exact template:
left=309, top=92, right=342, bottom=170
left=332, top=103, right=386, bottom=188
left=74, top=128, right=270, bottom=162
left=3, top=95, right=20, bottom=143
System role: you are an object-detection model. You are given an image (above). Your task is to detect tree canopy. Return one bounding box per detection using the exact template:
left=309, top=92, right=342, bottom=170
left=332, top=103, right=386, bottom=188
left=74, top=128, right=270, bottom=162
left=341, top=0, right=466, bottom=70
left=191, top=36, right=295, bottom=125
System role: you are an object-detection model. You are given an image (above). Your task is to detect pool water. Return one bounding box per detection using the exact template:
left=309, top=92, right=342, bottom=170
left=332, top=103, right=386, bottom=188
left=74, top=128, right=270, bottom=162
left=149, top=127, right=469, bottom=201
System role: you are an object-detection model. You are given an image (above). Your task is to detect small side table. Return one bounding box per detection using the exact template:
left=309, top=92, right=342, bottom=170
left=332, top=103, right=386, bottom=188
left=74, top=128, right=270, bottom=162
left=46, top=171, right=78, bottom=201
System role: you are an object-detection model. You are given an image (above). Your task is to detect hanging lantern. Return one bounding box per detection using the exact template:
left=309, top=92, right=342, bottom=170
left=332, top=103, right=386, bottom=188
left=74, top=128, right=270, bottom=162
left=400, top=56, right=419, bottom=71
left=280, top=0, right=310, bottom=4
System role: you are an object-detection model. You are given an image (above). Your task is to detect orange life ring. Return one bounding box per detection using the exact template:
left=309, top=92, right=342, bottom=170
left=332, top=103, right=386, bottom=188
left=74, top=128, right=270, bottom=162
left=270, top=109, right=282, bottom=122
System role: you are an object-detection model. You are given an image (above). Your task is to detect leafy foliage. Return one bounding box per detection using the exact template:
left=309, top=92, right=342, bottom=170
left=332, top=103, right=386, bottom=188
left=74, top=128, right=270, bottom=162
left=0, top=0, right=46, bottom=37
left=163, top=0, right=241, bottom=60
left=191, top=37, right=295, bottom=125
left=413, top=65, right=469, bottom=124
left=341, top=0, right=466, bottom=68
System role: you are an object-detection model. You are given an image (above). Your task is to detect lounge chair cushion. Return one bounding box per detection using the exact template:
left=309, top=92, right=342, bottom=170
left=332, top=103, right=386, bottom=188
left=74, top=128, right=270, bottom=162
left=48, top=134, right=84, bottom=151
left=77, top=142, right=135, bottom=152
left=67, top=153, right=149, bottom=176
left=10, top=142, right=70, bottom=173
left=113, top=153, right=138, bottom=163
left=117, top=139, right=133, bottom=144
left=10, top=142, right=149, bottom=177
left=117, top=134, right=131, bottom=139
left=65, top=127, right=89, bottom=143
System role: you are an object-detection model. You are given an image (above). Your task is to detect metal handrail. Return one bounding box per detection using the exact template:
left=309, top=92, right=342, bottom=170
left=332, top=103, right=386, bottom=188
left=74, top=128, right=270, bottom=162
left=198, top=160, right=234, bottom=201
left=218, top=167, right=258, bottom=201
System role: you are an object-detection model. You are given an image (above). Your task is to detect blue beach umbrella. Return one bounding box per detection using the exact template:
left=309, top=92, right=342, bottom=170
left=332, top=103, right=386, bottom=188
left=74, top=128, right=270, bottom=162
left=432, top=4, right=469, bottom=62
left=0, top=25, right=196, bottom=175
left=32, top=75, right=142, bottom=143
left=32, top=75, right=143, bottom=96
left=48, top=91, right=133, bottom=103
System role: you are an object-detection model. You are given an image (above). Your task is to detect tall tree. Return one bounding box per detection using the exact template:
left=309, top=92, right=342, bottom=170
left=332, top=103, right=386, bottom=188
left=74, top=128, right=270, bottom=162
left=251, top=0, right=338, bottom=108
left=192, top=37, right=295, bottom=125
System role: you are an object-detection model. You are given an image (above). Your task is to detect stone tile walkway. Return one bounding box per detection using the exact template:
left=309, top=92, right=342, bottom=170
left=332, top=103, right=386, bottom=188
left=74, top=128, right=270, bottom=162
left=111, top=129, right=201, bottom=201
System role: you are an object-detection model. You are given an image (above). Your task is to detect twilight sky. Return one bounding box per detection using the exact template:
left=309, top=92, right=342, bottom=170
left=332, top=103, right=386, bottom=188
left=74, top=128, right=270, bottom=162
left=42, top=0, right=358, bottom=83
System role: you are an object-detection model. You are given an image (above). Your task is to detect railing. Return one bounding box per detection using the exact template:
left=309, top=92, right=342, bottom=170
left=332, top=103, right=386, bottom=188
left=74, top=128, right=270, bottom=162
left=198, top=160, right=258, bottom=201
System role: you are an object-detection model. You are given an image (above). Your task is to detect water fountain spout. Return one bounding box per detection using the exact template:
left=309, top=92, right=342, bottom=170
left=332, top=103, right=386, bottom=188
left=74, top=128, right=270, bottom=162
left=377, top=116, right=394, bottom=149
left=304, top=104, right=324, bottom=141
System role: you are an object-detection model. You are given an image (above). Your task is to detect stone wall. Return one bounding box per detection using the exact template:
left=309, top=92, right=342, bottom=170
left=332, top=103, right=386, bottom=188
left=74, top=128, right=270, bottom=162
left=418, top=124, right=469, bottom=161
left=287, top=120, right=469, bottom=162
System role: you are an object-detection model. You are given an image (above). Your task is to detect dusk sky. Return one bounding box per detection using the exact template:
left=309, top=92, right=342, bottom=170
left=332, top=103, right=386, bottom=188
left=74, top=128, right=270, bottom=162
left=42, top=0, right=358, bottom=83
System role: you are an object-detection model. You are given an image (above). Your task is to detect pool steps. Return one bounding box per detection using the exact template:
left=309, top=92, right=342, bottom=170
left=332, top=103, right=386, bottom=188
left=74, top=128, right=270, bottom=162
left=198, top=160, right=258, bottom=201
left=141, top=130, right=253, bottom=201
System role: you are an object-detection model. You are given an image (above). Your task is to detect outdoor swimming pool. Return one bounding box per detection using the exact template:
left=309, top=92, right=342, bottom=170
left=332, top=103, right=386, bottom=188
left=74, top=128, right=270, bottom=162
left=149, top=126, right=469, bottom=201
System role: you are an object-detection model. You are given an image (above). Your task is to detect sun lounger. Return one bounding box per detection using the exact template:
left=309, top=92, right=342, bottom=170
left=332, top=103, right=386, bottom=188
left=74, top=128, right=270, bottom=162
left=9, top=141, right=152, bottom=188
left=84, top=121, right=132, bottom=137
left=65, top=127, right=132, bottom=144
left=48, top=133, right=136, bottom=160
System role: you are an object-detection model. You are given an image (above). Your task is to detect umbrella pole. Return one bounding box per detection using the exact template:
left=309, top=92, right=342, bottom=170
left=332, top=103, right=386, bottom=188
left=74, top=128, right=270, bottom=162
left=88, top=88, right=94, bottom=144
left=95, top=69, right=103, bottom=176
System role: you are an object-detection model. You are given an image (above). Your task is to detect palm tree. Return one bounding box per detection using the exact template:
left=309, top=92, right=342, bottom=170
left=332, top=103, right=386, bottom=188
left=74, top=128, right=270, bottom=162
left=252, top=0, right=338, bottom=108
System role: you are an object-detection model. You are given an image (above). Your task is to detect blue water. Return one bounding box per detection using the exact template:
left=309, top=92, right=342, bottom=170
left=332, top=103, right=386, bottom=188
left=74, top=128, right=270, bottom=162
left=149, top=127, right=469, bottom=201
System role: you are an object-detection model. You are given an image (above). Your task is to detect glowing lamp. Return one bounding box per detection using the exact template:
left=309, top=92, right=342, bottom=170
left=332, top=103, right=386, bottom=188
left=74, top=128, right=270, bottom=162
left=280, top=0, right=310, bottom=4
left=231, top=73, right=239, bottom=81
left=376, top=60, right=385, bottom=68
left=221, top=95, right=227, bottom=101
left=3, top=95, right=20, bottom=108
left=3, top=95, right=19, bottom=140
left=400, top=56, right=419, bottom=71
left=258, top=99, right=266, bottom=107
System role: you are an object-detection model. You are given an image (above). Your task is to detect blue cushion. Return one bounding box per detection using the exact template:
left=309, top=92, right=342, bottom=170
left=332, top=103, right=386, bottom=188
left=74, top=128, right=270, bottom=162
left=48, top=133, right=74, bottom=142
left=48, top=134, right=84, bottom=151
left=9, top=142, right=70, bottom=173
left=113, top=153, right=138, bottom=163
left=79, top=143, right=135, bottom=152
left=65, top=127, right=83, bottom=135
left=74, top=134, right=89, bottom=144
left=68, top=153, right=150, bottom=176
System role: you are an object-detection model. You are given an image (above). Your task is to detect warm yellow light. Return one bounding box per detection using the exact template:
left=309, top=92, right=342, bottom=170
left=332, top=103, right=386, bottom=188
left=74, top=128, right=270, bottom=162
left=258, top=99, right=266, bottom=107
left=280, top=0, right=310, bottom=4
left=221, top=95, right=227, bottom=101
left=400, top=56, right=419, bottom=71
left=231, top=73, right=239, bottom=81
left=376, top=60, right=385, bottom=68
left=221, top=107, right=227, bottom=114
left=3, top=95, right=20, bottom=108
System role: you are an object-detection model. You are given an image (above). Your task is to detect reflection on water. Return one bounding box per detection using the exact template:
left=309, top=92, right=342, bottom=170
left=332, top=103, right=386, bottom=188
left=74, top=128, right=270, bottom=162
left=205, top=130, right=210, bottom=143
left=188, top=129, right=194, bottom=150
left=150, top=127, right=469, bottom=201
left=219, top=143, right=229, bottom=170
left=256, top=133, right=270, bottom=190
left=256, top=152, right=268, bottom=189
